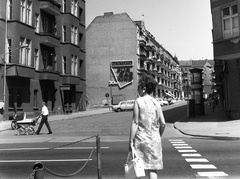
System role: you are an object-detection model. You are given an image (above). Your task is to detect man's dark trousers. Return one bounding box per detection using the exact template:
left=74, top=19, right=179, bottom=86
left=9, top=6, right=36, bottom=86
left=36, top=115, right=52, bottom=134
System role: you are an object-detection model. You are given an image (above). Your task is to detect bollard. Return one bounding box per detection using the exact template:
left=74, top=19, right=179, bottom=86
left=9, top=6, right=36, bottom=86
left=96, top=135, right=102, bottom=179
left=33, top=162, right=44, bottom=179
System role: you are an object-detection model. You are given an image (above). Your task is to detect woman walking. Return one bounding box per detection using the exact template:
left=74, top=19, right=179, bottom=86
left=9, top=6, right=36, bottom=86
left=129, top=74, right=166, bottom=179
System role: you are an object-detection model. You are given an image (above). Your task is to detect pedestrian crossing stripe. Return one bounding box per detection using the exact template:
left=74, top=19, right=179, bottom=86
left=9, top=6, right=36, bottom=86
left=172, top=143, right=188, bottom=146
left=182, top=154, right=202, bottom=157
left=175, top=146, right=192, bottom=149
left=185, top=158, right=209, bottom=162
left=190, top=164, right=216, bottom=169
left=170, top=141, right=186, bottom=144
left=197, top=171, right=228, bottom=177
left=178, top=149, right=197, bottom=153
left=169, top=139, right=183, bottom=142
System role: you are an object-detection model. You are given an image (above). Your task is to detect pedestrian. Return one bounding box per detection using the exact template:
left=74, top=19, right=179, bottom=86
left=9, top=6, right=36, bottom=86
left=129, top=74, right=166, bottom=179
left=210, top=97, right=216, bottom=112
left=35, top=102, right=52, bottom=135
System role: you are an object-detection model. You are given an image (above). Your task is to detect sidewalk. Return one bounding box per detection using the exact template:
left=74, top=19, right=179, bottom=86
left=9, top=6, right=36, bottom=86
left=174, top=101, right=240, bottom=140
left=0, top=107, right=113, bottom=132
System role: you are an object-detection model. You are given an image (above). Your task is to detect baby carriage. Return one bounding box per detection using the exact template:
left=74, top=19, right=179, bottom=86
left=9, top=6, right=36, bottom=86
left=16, top=116, right=41, bottom=135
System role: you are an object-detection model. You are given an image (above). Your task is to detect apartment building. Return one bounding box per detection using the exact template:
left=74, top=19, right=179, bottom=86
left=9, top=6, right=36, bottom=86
left=210, top=0, right=240, bottom=119
left=0, top=0, right=86, bottom=118
left=179, top=60, right=214, bottom=99
left=86, top=12, right=181, bottom=106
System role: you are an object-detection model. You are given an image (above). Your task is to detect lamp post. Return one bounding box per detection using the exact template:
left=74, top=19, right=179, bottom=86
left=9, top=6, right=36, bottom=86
left=1, top=44, right=29, bottom=118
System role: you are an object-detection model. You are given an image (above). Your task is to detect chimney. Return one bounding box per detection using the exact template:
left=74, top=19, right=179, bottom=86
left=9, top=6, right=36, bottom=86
left=104, top=12, right=114, bottom=16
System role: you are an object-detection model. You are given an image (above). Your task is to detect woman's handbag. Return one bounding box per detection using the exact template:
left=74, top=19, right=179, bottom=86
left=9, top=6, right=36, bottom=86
left=124, top=146, right=145, bottom=179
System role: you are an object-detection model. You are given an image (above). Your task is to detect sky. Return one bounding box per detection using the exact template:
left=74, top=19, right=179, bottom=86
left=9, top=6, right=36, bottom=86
left=85, top=0, right=213, bottom=61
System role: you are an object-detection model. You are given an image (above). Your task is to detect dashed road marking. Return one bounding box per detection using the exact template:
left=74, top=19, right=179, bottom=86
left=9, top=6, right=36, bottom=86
left=169, top=139, right=229, bottom=178
left=0, top=159, right=93, bottom=163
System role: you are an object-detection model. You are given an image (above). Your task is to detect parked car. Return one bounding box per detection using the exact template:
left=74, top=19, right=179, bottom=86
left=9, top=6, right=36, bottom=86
left=156, top=98, right=168, bottom=106
left=112, top=100, right=135, bottom=112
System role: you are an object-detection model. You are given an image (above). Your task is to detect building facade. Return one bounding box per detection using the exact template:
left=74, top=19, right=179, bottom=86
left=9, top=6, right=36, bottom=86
left=179, top=60, right=215, bottom=99
left=210, top=0, right=240, bottom=119
left=0, top=0, right=86, bottom=118
left=86, top=12, right=181, bottom=106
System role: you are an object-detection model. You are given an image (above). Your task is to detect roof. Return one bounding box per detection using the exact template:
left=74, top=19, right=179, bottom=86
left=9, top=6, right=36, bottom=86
left=179, top=60, right=214, bottom=68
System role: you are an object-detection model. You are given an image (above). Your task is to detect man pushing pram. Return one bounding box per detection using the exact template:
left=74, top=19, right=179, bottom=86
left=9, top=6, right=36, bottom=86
left=17, top=102, right=52, bottom=135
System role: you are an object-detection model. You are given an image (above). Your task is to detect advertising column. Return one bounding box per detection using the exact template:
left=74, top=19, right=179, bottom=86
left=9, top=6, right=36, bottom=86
left=189, top=68, right=204, bottom=115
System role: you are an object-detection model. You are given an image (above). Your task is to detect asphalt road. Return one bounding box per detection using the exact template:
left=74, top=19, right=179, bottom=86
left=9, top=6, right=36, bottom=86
left=1, top=102, right=240, bottom=178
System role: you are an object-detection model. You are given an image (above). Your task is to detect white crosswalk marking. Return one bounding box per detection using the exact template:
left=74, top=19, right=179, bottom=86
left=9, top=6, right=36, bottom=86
left=197, top=171, right=229, bottom=177
left=170, top=141, right=186, bottom=144
left=185, top=158, right=209, bottom=162
left=172, top=143, right=188, bottom=146
left=175, top=146, right=192, bottom=149
left=169, top=139, right=229, bottom=178
left=178, top=149, right=197, bottom=153
left=182, top=153, right=202, bottom=157
left=190, top=164, right=216, bottom=169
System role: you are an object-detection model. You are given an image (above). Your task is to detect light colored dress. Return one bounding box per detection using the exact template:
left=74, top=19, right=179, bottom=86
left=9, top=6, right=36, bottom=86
left=134, top=95, right=163, bottom=170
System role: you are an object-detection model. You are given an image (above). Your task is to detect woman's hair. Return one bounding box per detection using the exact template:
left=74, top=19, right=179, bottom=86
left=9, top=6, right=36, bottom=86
left=138, top=74, right=158, bottom=94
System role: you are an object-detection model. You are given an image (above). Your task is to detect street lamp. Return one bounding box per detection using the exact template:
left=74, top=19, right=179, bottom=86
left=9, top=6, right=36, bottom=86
left=1, top=44, right=29, bottom=118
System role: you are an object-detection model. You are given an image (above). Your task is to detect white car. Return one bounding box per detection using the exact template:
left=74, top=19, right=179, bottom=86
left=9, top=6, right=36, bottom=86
left=112, top=100, right=135, bottom=112
left=156, top=98, right=168, bottom=106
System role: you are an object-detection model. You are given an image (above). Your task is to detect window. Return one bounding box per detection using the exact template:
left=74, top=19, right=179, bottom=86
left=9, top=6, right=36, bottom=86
left=17, top=89, right=22, bottom=108
left=34, top=49, right=39, bottom=70
left=222, top=4, right=239, bottom=39
left=20, top=0, right=32, bottom=25
left=62, top=0, right=66, bottom=13
left=33, top=90, right=38, bottom=108
left=20, top=37, right=31, bottom=66
left=79, top=7, right=83, bottom=20
left=71, top=25, right=78, bottom=45
left=71, top=0, right=78, bottom=16
left=62, top=56, right=67, bottom=74
left=26, top=1, right=32, bottom=25
left=35, top=13, right=40, bottom=33
left=71, top=55, right=78, bottom=75
left=62, top=25, right=66, bottom=42
left=7, top=0, right=13, bottom=20
left=79, top=33, right=83, bottom=44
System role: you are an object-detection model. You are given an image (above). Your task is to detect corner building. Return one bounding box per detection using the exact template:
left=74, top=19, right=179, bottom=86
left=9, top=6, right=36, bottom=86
left=0, top=0, right=86, bottom=118
left=210, top=0, right=240, bottom=119
left=86, top=12, right=181, bottom=105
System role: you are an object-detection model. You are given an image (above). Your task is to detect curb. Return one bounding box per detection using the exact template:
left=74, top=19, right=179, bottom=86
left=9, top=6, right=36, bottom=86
left=173, top=121, right=240, bottom=141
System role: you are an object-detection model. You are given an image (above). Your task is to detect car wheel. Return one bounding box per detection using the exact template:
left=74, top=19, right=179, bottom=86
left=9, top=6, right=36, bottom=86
left=117, top=108, right=122, bottom=112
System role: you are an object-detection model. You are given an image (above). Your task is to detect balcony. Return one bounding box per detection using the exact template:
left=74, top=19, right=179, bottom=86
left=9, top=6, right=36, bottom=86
left=6, top=64, right=35, bottom=79
left=139, top=37, right=146, bottom=47
left=145, top=43, right=152, bottom=51
left=37, top=67, right=60, bottom=81
left=39, top=32, right=60, bottom=47
left=61, top=74, right=81, bottom=85
left=39, top=0, right=61, bottom=15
